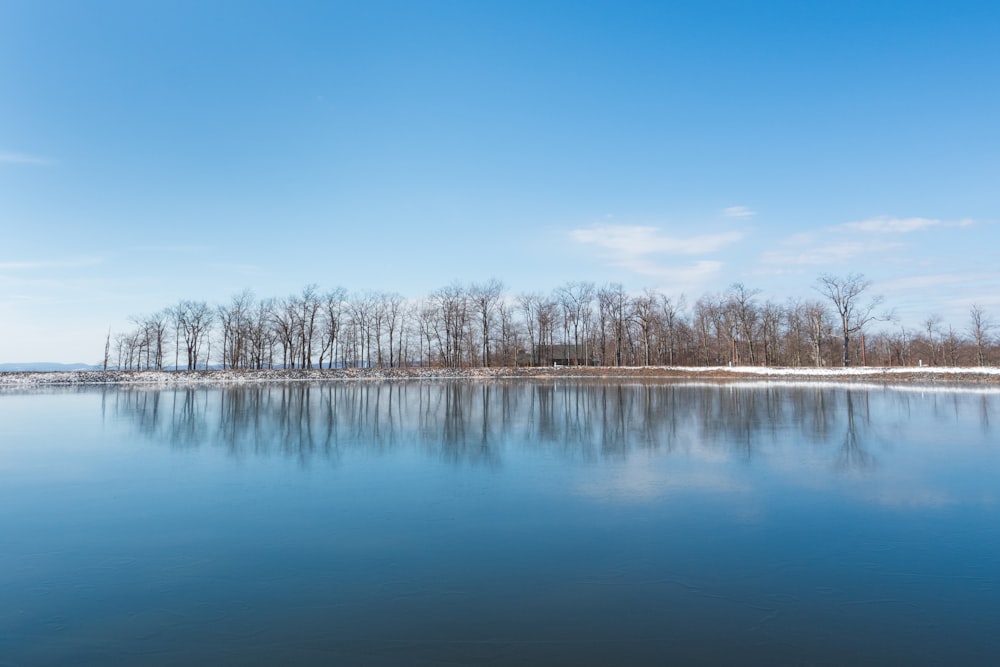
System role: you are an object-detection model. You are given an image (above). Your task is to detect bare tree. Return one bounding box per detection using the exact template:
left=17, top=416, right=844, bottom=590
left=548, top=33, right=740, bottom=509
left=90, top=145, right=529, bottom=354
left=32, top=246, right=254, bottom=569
left=692, top=296, right=718, bottom=365
left=114, top=331, right=139, bottom=370
left=470, top=279, right=504, bottom=367
left=103, top=328, right=111, bottom=371
left=693, top=293, right=736, bottom=365
left=496, top=299, right=521, bottom=367
left=431, top=283, right=470, bottom=368
left=556, top=281, right=595, bottom=365
left=815, top=273, right=885, bottom=367
left=518, top=293, right=541, bottom=366
left=759, top=300, right=784, bottom=366
left=632, top=289, right=658, bottom=366
left=318, top=287, right=347, bottom=369
left=598, top=283, right=629, bottom=367
left=727, top=283, right=761, bottom=365
left=921, top=314, right=944, bottom=366
left=171, top=300, right=212, bottom=370
left=297, top=285, right=322, bottom=369
left=118, top=271, right=1000, bottom=372
left=944, top=325, right=961, bottom=366
left=272, top=298, right=298, bottom=369
left=146, top=311, right=169, bottom=370
left=969, top=304, right=993, bottom=366
left=415, top=300, right=439, bottom=366
left=658, top=294, right=684, bottom=366
left=348, top=291, right=377, bottom=368
left=218, top=290, right=254, bottom=370
left=382, top=292, right=405, bottom=368
left=125, top=315, right=153, bottom=370
left=803, top=301, right=832, bottom=367
left=536, top=297, right=560, bottom=365
left=372, top=293, right=388, bottom=368
left=248, top=297, right=277, bottom=369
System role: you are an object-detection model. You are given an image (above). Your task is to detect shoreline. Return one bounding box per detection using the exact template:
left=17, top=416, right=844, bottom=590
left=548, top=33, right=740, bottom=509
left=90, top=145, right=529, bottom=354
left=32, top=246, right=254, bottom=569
left=3, top=365, right=1000, bottom=387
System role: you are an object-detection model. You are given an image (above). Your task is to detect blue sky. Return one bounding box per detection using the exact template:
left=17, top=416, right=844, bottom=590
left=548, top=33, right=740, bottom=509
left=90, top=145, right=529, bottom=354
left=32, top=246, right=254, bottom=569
left=2, top=0, right=998, bottom=363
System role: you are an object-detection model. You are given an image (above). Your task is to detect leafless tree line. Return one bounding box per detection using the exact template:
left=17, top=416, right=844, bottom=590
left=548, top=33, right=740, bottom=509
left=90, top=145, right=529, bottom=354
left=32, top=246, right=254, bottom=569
left=104, top=274, right=999, bottom=370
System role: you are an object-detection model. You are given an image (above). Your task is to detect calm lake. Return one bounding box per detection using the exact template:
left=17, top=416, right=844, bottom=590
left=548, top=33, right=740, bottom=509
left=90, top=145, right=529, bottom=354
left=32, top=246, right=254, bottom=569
left=2, top=380, right=998, bottom=666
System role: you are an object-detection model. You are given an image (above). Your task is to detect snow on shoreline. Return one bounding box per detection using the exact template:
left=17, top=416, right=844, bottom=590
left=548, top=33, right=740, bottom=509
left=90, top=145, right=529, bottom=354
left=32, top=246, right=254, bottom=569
left=680, top=365, right=1000, bottom=377
left=2, top=365, right=1000, bottom=387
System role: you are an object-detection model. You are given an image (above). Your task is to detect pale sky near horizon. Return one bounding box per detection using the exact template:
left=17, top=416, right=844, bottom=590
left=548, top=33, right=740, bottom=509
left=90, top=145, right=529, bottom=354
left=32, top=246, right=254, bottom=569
left=2, top=1, right=999, bottom=364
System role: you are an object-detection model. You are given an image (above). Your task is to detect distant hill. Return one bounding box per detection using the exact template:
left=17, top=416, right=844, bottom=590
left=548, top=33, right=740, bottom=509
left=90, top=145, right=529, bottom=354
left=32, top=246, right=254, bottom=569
left=0, top=362, right=101, bottom=372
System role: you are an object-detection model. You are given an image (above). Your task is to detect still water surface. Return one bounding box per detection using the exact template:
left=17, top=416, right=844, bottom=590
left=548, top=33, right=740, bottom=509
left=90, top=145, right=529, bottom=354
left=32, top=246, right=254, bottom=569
left=1, top=381, right=998, bottom=665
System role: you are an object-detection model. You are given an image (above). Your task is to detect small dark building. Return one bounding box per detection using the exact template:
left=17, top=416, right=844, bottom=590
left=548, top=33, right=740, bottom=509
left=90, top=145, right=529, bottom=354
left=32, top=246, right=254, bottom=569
left=518, top=344, right=599, bottom=367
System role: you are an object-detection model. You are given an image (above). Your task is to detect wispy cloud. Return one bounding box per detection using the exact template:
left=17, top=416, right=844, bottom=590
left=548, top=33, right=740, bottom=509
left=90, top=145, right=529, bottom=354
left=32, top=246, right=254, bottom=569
left=831, top=215, right=974, bottom=234
left=571, top=225, right=742, bottom=256
left=923, top=274, right=1000, bottom=311
left=762, top=213, right=975, bottom=268
left=205, top=262, right=267, bottom=277
left=880, top=272, right=995, bottom=292
left=761, top=241, right=903, bottom=266
left=0, top=257, right=103, bottom=272
left=130, top=244, right=211, bottom=254
left=0, top=151, right=55, bottom=165
left=570, top=224, right=741, bottom=281
left=723, top=205, right=755, bottom=218
left=626, top=258, right=724, bottom=281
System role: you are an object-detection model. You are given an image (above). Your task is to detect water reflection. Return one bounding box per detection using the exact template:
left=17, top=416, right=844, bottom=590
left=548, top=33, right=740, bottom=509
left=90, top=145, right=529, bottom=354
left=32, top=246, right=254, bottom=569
left=5, top=381, right=1000, bottom=666
left=106, top=381, right=997, bottom=469
left=837, top=391, right=871, bottom=471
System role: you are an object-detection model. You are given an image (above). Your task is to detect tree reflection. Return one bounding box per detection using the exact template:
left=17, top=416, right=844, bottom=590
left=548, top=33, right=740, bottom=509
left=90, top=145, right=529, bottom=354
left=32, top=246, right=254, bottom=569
left=836, top=390, right=874, bottom=471
left=108, top=381, right=997, bottom=468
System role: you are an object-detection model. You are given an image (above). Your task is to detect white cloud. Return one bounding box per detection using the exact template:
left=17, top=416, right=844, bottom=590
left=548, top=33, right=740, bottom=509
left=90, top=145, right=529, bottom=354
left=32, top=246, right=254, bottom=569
left=627, top=258, right=724, bottom=281
left=832, top=215, right=974, bottom=234
left=723, top=205, right=755, bottom=218
left=0, top=151, right=54, bottom=165
left=880, top=272, right=988, bottom=292
left=762, top=213, right=976, bottom=269
left=130, top=244, right=210, bottom=254
left=0, top=257, right=103, bottom=272
left=570, top=225, right=742, bottom=256
left=570, top=224, right=741, bottom=282
left=761, top=241, right=903, bottom=266
left=205, top=262, right=267, bottom=277
left=782, top=232, right=816, bottom=245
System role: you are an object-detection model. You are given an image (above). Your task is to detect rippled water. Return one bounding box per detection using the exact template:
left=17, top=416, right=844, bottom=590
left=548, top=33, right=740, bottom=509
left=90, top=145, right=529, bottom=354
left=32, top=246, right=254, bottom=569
left=2, top=381, right=998, bottom=665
